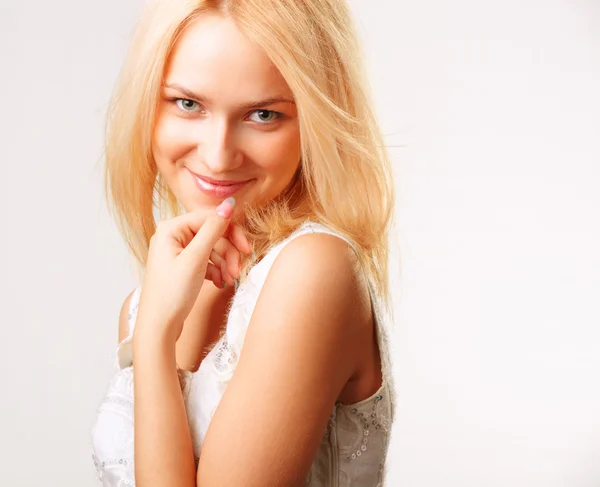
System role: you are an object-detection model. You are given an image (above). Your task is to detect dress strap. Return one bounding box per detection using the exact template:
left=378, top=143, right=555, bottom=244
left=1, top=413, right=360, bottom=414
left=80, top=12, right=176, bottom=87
left=127, top=286, right=142, bottom=337
left=255, top=221, right=358, bottom=272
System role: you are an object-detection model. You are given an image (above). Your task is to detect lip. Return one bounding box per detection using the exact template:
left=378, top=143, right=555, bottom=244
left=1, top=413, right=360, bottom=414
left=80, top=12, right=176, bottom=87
left=188, top=169, right=251, bottom=198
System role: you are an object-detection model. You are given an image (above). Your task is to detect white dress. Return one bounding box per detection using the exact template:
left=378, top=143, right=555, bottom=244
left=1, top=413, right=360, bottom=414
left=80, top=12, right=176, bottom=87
left=91, top=221, right=396, bottom=486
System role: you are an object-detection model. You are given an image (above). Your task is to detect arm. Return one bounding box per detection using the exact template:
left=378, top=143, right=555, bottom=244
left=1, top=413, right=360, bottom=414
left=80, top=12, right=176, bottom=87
left=128, top=275, right=231, bottom=487
left=130, top=284, right=232, bottom=487
left=105, top=283, right=232, bottom=486
left=130, top=204, right=243, bottom=487
left=132, top=328, right=197, bottom=487
left=196, top=233, right=369, bottom=486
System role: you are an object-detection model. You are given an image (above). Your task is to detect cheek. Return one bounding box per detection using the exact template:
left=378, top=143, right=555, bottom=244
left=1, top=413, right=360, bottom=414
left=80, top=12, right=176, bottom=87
left=152, top=113, right=190, bottom=164
left=251, top=129, right=301, bottom=178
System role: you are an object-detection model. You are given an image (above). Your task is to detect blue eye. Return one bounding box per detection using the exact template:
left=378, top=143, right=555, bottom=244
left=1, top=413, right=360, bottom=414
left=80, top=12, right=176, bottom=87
left=174, top=98, right=201, bottom=112
left=249, top=110, right=280, bottom=123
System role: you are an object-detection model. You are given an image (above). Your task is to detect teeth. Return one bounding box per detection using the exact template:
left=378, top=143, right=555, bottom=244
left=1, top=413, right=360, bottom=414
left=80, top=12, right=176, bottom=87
left=197, top=178, right=214, bottom=190
left=196, top=177, right=233, bottom=187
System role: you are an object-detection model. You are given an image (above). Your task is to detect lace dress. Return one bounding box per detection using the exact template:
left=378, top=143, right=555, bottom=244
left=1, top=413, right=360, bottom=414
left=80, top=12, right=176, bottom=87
left=90, top=221, right=396, bottom=486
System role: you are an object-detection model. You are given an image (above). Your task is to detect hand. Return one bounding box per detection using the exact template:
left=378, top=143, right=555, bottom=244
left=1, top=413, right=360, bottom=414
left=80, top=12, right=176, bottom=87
left=134, top=198, right=251, bottom=343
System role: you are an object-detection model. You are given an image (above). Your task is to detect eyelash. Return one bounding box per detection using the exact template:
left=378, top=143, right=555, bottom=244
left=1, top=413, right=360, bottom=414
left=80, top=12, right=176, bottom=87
left=169, top=98, right=283, bottom=124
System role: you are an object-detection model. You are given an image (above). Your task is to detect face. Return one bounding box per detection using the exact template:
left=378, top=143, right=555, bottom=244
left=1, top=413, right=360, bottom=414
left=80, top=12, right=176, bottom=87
left=152, top=13, right=301, bottom=218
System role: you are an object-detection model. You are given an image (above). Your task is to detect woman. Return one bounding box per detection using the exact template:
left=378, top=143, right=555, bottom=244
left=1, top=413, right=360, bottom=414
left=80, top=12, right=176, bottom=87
left=91, top=0, right=396, bottom=485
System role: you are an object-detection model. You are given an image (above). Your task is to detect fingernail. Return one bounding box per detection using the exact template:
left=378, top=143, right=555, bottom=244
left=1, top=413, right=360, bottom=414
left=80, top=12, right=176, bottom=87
left=216, top=197, right=236, bottom=218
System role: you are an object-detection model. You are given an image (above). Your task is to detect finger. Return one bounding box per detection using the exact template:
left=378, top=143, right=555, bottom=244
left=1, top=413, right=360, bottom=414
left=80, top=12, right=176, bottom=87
left=209, top=249, right=225, bottom=269
left=225, top=245, right=241, bottom=279
left=209, top=237, right=243, bottom=281
left=205, top=262, right=225, bottom=289
left=213, top=236, right=240, bottom=263
left=220, top=260, right=235, bottom=288
left=180, top=198, right=236, bottom=269
left=155, top=208, right=210, bottom=247
left=226, top=223, right=253, bottom=256
left=213, top=237, right=242, bottom=278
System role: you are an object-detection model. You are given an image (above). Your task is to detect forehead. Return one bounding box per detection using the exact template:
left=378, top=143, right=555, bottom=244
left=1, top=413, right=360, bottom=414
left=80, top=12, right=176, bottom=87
left=164, top=13, right=292, bottom=102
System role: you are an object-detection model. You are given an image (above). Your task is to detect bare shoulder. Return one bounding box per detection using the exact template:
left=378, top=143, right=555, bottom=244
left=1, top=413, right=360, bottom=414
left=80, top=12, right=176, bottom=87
left=275, top=231, right=361, bottom=272
left=118, top=288, right=138, bottom=344
left=270, top=231, right=371, bottom=315
left=266, top=231, right=379, bottom=399
left=260, top=230, right=373, bottom=372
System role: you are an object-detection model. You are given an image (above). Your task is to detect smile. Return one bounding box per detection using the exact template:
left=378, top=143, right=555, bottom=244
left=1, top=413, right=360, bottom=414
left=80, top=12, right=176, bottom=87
left=188, top=169, right=251, bottom=199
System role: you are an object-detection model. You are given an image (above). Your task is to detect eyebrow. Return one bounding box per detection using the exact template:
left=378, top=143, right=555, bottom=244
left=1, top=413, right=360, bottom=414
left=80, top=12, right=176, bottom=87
left=163, top=83, right=295, bottom=109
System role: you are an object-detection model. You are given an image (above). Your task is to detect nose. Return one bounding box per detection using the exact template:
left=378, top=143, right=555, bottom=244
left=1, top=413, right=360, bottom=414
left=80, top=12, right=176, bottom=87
left=198, top=116, right=243, bottom=174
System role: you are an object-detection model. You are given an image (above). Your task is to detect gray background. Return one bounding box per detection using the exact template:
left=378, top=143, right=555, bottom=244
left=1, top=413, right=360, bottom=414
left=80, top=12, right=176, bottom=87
left=1, top=0, right=599, bottom=485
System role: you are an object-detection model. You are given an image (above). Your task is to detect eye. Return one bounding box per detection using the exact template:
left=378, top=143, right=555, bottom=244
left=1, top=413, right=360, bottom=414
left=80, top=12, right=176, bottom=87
left=173, top=98, right=202, bottom=113
left=248, top=110, right=281, bottom=124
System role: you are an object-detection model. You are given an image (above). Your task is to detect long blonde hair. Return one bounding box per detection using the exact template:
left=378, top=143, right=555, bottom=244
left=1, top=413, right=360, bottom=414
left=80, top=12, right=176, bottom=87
left=104, top=0, right=395, bottom=306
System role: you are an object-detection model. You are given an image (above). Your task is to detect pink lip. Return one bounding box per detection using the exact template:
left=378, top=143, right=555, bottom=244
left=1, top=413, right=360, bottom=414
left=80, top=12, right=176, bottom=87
left=188, top=169, right=251, bottom=198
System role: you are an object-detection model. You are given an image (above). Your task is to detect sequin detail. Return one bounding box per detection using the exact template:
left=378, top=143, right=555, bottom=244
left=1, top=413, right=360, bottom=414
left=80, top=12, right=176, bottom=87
left=92, top=453, right=135, bottom=486
left=345, top=393, right=388, bottom=461
left=213, top=338, right=238, bottom=372
left=101, top=395, right=132, bottom=409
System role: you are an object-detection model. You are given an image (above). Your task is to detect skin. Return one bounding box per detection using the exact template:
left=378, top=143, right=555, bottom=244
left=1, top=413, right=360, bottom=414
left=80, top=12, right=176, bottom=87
left=153, top=12, right=302, bottom=217
left=126, top=12, right=382, bottom=487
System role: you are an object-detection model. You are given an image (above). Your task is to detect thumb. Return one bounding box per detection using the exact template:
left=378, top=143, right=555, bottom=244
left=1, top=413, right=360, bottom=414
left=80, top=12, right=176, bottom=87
left=180, top=197, right=236, bottom=266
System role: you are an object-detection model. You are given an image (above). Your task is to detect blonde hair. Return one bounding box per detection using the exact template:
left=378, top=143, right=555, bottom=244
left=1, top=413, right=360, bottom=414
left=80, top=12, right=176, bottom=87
left=104, top=0, right=395, bottom=306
